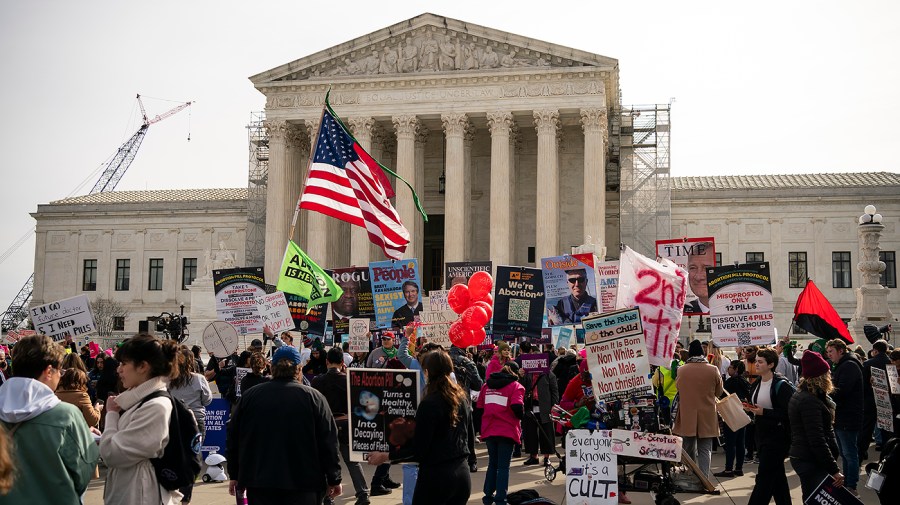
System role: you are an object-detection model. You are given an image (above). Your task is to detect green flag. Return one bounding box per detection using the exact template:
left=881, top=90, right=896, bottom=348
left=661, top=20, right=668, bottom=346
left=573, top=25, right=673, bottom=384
left=276, top=241, right=343, bottom=309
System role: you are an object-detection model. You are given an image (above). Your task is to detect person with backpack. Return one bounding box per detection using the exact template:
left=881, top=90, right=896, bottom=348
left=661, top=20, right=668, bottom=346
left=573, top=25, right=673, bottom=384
left=100, top=334, right=191, bottom=505
left=744, top=347, right=795, bottom=505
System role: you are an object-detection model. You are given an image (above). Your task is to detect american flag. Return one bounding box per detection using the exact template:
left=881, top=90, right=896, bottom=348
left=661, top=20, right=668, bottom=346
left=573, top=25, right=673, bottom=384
left=299, top=106, right=410, bottom=259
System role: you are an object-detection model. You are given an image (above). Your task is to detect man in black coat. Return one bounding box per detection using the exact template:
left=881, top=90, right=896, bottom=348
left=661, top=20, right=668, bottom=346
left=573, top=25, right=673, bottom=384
left=860, top=339, right=892, bottom=459
left=826, top=338, right=864, bottom=494
left=227, top=345, right=342, bottom=505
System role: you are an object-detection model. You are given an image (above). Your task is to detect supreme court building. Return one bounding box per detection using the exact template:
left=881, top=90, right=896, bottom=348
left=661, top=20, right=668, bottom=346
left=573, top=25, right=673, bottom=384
left=252, top=13, right=618, bottom=287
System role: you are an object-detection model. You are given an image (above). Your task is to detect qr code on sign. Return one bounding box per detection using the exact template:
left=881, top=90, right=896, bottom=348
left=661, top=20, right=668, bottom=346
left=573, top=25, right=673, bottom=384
left=508, top=299, right=531, bottom=322
left=737, top=332, right=751, bottom=346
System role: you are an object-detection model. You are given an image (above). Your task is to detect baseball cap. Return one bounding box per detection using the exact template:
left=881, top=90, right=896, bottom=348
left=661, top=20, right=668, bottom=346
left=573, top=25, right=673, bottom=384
left=250, top=339, right=263, bottom=348
left=273, top=345, right=302, bottom=366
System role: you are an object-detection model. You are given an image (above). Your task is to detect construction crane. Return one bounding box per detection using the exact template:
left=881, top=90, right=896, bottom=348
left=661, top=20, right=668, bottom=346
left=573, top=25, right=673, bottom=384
left=1, top=95, right=192, bottom=332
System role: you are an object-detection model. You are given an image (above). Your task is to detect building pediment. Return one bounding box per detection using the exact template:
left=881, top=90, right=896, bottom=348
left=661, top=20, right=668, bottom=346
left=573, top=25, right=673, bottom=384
left=250, top=13, right=618, bottom=86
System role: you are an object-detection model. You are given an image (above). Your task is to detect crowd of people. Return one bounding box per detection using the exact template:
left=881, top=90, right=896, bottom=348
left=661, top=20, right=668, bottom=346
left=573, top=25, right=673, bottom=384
left=0, top=327, right=899, bottom=505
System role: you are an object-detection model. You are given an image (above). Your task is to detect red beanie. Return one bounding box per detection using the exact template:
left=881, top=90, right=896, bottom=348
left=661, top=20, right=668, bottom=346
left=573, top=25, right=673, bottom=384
left=800, top=350, right=830, bottom=379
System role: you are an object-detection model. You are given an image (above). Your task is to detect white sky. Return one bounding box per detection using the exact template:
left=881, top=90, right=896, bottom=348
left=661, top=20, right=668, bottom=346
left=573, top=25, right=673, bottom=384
left=1, top=0, right=898, bottom=310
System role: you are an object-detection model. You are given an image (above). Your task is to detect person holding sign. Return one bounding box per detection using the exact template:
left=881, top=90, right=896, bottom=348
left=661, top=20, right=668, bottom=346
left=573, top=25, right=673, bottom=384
left=788, top=350, right=844, bottom=501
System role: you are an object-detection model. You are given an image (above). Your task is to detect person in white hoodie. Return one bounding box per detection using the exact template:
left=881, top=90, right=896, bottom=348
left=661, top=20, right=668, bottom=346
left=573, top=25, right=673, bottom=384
left=0, top=334, right=99, bottom=504
left=100, top=334, right=185, bottom=505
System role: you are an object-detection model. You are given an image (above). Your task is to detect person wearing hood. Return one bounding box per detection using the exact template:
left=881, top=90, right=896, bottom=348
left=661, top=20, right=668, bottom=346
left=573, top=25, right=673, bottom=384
left=0, top=334, right=99, bottom=504
left=744, top=347, right=795, bottom=505
left=672, top=340, right=724, bottom=480
left=477, top=360, right=525, bottom=505
left=551, top=348, right=579, bottom=398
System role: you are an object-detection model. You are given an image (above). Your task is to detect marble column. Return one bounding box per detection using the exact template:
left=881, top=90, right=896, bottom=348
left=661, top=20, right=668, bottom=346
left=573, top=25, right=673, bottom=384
left=487, top=111, right=514, bottom=266
left=442, top=113, right=470, bottom=263
left=286, top=127, right=309, bottom=248
left=304, top=117, right=330, bottom=266
left=393, top=115, right=421, bottom=260
left=368, top=126, right=388, bottom=262
left=581, top=108, right=608, bottom=249
left=263, top=120, right=307, bottom=284
left=463, top=122, right=476, bottom=259
left=533, top=109, right=560, bottom=262
left=413, top=126, right=428, bottom=261
left=348, top=117, right=376, bottom=267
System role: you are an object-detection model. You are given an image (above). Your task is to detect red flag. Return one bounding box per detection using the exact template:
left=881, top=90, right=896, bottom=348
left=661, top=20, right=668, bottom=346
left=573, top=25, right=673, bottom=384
left=793, top=279, right=853, bottom=343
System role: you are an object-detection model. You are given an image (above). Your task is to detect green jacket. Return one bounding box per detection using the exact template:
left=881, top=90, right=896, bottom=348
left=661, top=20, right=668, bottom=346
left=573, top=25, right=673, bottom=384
left=2, top=402, right=99, bottom=505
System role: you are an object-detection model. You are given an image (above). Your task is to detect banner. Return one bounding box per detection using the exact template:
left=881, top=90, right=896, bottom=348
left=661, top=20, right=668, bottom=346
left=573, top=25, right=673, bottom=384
left=656, top=237, right=716, bottom=315
left=276, top=241, right=343, bottom=308
left=707, top=262, right=775, bottom=347
left=445, top=261, right=492, bottom=288
left=565, top=430, right=618, bottom=505
left=582, top=309, right=653, bottom=402
left=492, top=266, right=545, bottom=340
left=369, top=259, right=422, bottom=330
left=200, top=398, right=230, bottom=458
left=348, top=368, right=420, bottom=462
left=285, top=293, right=327, bottom=337
left=520, top=353, right=549, bottom=374
left=542, top=255, right=599, bottom=326
left=607, top=429, right=682, bottom=462
left=255, top=292, right=293, bottom=335
left=596, top=261, right=620, bottom=314
left=213, top=267, right=266, bottom=334
left=803, top=475, right=863, bottom=505
left=30, top=294, right=96, bottom=342
left=616, top=247, right=687, bottom=367
left=348, top=318, right=371, bottom=353
left=871, top=368, right=894, bottom=431
left=331, top=267, right=375, bottom=340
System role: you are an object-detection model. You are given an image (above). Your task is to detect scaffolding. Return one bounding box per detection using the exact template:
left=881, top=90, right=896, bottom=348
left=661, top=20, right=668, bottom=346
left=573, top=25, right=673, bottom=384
left=245, top=112, right=268, bottom=268
left=613, top=104, right=671, bottom=258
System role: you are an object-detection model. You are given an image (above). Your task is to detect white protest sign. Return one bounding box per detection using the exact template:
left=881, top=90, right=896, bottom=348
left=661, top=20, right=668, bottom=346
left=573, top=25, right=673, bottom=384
left=565, top=430, right=618, bottom=505
left=428, top=290, right=450, bottom=312
left=887, top=364, right=900, bottom=395
left=607, top=429, right=682, bottom=462
left=255, top=292, right=294, bottom=334
left=419, top=309, right=457, bottom=349
left=583, top=309, right=653, bottom=402
left=348, top=318, right=370, bottom=353
left=871, top=367, right=894, bottom=431
left=30, top=294, right=97, bottom=342
left=235, top=367, right=251, bottom=398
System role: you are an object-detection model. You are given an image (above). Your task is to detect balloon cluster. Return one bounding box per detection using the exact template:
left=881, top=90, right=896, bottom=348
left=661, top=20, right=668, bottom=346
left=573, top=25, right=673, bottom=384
left=447, top=271, right=494, bottom=348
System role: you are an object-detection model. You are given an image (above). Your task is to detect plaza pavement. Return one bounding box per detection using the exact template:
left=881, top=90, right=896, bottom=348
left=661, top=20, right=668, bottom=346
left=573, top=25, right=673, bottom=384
left=83, top=442, right=879, bottom=504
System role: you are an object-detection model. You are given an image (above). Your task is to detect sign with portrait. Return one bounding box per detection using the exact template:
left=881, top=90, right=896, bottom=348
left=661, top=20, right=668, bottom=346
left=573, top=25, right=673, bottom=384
left=541, top=255, right=599, bottom=327
left=596, top=261, right=620, bottom=314
left=369, top=259, right=422, bottom=330
left=330, top=267, right=375, bottom=340
left=656, top=237, right=716, bottom=316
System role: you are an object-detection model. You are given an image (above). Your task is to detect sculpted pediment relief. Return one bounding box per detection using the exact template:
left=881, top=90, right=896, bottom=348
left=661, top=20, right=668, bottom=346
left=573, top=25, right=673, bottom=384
left=251, top=14, right=617, bottom=84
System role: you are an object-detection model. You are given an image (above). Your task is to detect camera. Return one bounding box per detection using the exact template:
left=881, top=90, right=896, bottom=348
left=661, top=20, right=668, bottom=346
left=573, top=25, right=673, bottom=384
left=152, top=311, right=189, bottom=343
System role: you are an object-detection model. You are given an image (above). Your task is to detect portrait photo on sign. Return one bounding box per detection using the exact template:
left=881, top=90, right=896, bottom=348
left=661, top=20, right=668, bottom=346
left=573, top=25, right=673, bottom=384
left=655, top=237, right=716, bottom=316
left=541, top=255, right=599, bottom=326
left=330, top=267, right=375, bottom=339
left=369, top=259, right=422, bottom=330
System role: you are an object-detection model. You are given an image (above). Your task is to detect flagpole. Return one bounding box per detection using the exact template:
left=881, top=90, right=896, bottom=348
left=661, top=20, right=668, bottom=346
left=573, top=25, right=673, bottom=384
left=288, top=100, right=329, bottom=241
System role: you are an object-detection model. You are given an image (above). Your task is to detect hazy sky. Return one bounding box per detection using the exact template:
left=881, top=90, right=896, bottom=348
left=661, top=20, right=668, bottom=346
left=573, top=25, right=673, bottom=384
left=1, top=0, right=898, bottom=310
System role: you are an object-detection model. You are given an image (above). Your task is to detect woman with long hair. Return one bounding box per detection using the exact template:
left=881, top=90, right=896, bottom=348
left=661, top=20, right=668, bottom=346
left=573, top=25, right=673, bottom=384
left=99, top=334, right=185, bottom=505
left=56, top=368, right=101, bottom=428
left=789, top=350, right=844, bottom=501
left=368, top=349, right=472, bottom=505
left=168, top=347, right=212, bottom=505
left=240, top=351, right=269, bottom=394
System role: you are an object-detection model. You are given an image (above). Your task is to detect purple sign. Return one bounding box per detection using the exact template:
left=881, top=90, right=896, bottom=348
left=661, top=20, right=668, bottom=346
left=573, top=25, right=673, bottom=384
left=519, top=353, right=549, bottom=374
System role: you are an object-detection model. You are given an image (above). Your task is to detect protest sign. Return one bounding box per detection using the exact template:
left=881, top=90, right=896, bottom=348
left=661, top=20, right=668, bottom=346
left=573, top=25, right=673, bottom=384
left=616, top=246, right=687, bottom=367
left=887, top=364, right=900, bottom=394
left=871, top=367, right=894, bottom=431
left=331, top=267, right=375, bottom=340
left=656, top=237, right=716, bottom=316
left=520, top=353, right=550, bottom=374
left=556, top=326, right=575, bottom=349
left=31, top=294, right=97, bottom=342
left=493, top=266, right=545, bottom=340
left=596, top=261, right=620, bottom=314
left=4, top=329, right=37, bottom=343
left=428, top=289, right=450, bottom=312
left=542, top=255, right=599, bottom=326
left=582, top=309, right=653, bottom=402
left=201, top=398, right=230, bottom=458
left=803, top=474, right=863, bottom=505
left=348, top=368, right=420, bottom=462
left=348, top=318, right=371, bottom=353
left=285, top=292, right=327, bottom=336
left=419, top=309, right=456, bottom=349
left=445, top=261, right=492, bottom=288
left=213, top=267, right=266, bottom=334
left=707, top=263, right=775, bottom=347
left=607, top=429, right=682, bottom=462
left=234, top=367, right=251, bottom=398
left=255, top=291, right=293, bottom=334
left=565, top=430, right=618, bottom=505
left=369, top=259, right=422, bottom=330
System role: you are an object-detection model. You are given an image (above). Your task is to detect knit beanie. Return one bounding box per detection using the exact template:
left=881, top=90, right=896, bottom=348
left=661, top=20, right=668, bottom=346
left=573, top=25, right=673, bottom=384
left=688, top=339, right=704, bottom=357
left=496, top=341, right=510, bottom=353
left=800, top=350, right=830, bottom=379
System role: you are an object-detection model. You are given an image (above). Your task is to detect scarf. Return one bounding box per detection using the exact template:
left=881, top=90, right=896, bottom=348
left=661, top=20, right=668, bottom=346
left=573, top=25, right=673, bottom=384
left=382, top=347, right=398, bottom=359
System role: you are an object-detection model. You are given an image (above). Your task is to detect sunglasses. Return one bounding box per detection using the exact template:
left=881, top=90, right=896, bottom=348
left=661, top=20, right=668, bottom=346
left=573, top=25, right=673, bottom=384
left=567, top=277, right=587, bottom=284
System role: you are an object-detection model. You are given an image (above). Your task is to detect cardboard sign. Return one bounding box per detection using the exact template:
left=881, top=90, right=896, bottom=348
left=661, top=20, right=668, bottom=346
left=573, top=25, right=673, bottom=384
left=596, top=261, right=620, bottom=314
left=30, top=294, right=97, bottom=342
left=419, top=309, right=456, bottom=349
left=520, top=353, right=550, bottom=374
left=255, top=292, right=294, bottom=334
left=542, top=255, right=599, bottom=327
left=556, top=326, right=575, bottom=349
left=213, top=267, right=266, bottom=334
left=369, top=259, right=422, bottom=330
left=201, top=399, right=230, bottom=458
left=886, top=364, right=900, bottom=394
left=565, top=430, right=618, bottom=505
left=803, top=474, right=863, bottom=505
left=655, top=237, right=716, bottom=316
left=607, top=429, right=682, bottom=462
left=348, top=368, right=420, bottom=462
left=428, top=290, right=450, bottom=312
left=707, top=262, right=776, bottom=347
left=583, top=309, right=653, bottom=402
left=493, top=266, right=546, bottom=340
left=348, top=318, right=371, bottom=353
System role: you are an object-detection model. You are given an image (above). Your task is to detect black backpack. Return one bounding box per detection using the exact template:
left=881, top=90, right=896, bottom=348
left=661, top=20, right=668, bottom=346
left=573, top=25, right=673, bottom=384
left=135, top=390, right=202, bottom=490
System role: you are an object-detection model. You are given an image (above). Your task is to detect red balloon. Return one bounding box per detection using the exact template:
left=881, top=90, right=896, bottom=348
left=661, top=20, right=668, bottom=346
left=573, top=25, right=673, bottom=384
left=467, top=271, right=494, bottom=301
left=448, top=284, right=471, bottom=314
left=467, top=327, right=487, bottom=347
left=476, top=293, right=493, bottom=305
left=472, top=301, right=493, bottom=320
left=449, top=321, right=473, bottom=348
left=460, top=306, right=489, bottom=330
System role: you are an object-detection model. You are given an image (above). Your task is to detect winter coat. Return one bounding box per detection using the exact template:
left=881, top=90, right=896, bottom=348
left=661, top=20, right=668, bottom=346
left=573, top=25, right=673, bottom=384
left=366, top=346, right=397, bottom=368
left=169, top=372, right=212, bottom=434
left=477, top=371, right=525, bottom=444
left=673, top=359, right=724, bottom=438
left=449, top=346, right=484, bottom=394
left=486, top=354, right=509, bottom=378
left=522, top=372, right=559, bottom=424
left=552, top=354, right=579, bottom=398
left=100, top=376, right=180, bottom=505
left=392, top=388, right=472, bottom=468
left=862, top=352, right=891, bottom=407
left=723, top=374, right=751, bottom=402
left=0, top=377, right=99, bottom=505
left=748, top=373, right=795, bottom=450
left=789, top=389, right=840, bottom=476
left=56, top=388, right=101, bottom=427
left=830, top=352, right=864, bottom=431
